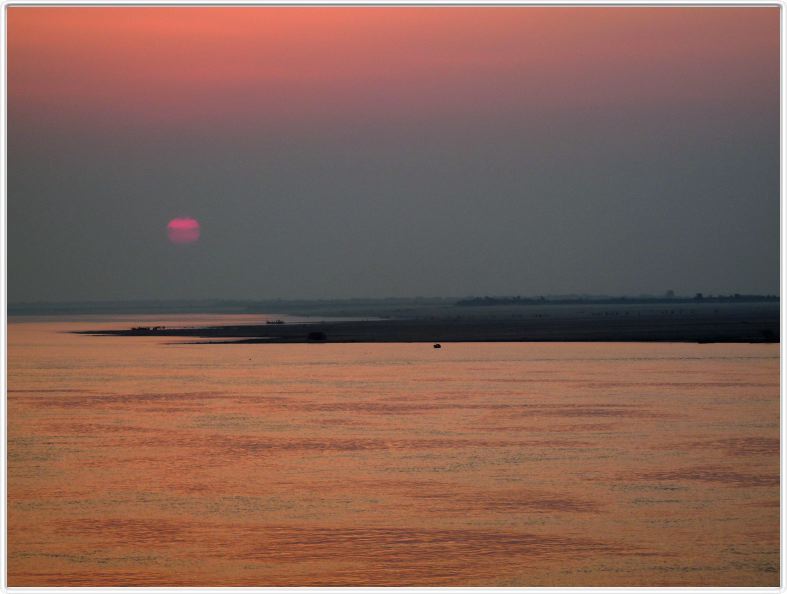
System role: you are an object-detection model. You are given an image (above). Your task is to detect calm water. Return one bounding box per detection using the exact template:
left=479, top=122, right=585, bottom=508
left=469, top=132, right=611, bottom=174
left=7, top=316, right=780, bottom=586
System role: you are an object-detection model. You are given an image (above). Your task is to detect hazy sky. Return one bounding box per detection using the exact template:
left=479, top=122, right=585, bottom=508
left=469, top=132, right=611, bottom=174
left=8, top=7, right=780, bottom=302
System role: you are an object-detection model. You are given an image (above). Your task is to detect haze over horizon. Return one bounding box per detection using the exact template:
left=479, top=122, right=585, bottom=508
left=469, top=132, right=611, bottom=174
left=8, top=291, right=780, bottom=308
left=8, top=7, right=779, bottom=303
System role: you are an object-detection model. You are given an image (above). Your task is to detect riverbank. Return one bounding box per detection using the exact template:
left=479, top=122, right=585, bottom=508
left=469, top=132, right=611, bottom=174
left=75, top=302, right=779, bottom=344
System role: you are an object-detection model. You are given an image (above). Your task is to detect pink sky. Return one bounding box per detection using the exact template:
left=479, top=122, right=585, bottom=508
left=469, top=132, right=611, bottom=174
left=8, top=7, right=779, bottom=133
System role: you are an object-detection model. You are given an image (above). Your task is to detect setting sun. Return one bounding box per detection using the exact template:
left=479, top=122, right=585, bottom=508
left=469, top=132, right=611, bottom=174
left=167, top=217, right=200, bottom=245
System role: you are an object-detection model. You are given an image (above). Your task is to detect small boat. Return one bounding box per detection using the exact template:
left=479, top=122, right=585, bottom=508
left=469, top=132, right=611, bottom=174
left=433, top=343, right=442, bottom=349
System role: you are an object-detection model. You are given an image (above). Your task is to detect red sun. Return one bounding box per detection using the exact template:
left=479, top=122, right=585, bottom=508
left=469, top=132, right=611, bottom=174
left=167, top=217, right=200, bottom=244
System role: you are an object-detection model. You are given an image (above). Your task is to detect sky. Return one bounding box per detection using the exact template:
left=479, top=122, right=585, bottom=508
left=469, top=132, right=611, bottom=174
left=8, top=6, right=780, bottom=302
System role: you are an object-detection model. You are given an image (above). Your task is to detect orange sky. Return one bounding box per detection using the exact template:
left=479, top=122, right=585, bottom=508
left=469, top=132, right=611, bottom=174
left=8, top=7, right=780, bottom=133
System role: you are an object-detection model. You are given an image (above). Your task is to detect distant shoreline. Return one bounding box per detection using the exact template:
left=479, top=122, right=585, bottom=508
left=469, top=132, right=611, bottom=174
left=11, top=294, right=778, bottom=317
left=75, top=301, right=780, bottom=345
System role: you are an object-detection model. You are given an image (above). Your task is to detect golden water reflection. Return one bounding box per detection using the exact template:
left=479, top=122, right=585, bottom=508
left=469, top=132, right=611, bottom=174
left=8, top=318, right=779, bottom=585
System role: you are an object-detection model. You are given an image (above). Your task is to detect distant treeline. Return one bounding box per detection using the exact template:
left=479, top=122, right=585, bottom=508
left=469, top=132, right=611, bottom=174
left=456, top=294, right=780, bottom=307
left=9, top=294, right=779, bottom=316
